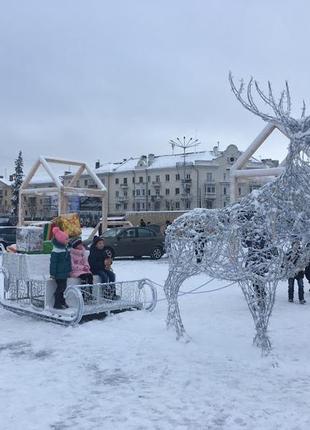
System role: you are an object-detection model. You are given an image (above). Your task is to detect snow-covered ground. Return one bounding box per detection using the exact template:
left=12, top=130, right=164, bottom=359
left=1, top=256, right=310, bottom=430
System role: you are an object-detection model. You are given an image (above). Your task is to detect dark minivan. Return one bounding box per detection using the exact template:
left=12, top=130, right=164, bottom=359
left=102, top=226, right=165, bottom=259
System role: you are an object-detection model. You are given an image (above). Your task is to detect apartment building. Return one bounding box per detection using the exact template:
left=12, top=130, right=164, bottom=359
left=61, top=144, right=278, bottom=218
left=0, top=178, right=12, bottom=214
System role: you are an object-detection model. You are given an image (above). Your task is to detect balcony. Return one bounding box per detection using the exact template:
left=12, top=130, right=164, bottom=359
left=134, top=195, right=147, bottom=201
left=120, top=182, right=129, bottom=188
left=151, top=195, right=163, bottom=202
left=116, top=195, right=128, bottom=202
left=152, top=181, right=161, bottom=188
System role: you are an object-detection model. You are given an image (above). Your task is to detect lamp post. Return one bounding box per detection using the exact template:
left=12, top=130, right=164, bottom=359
left=169, top=137, right=200, bottom=209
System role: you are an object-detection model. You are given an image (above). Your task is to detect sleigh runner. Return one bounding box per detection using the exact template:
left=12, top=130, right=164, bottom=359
left=0, top=252, right=157, bottom=325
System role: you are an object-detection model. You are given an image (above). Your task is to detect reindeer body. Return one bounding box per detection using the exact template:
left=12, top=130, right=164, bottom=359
left=164, top=75, right=310, bottom=353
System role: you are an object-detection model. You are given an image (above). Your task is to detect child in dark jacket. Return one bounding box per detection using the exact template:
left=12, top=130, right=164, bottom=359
left=50, top=227, right=72, bottom=309
left=88, top=236, right=117, bottom=299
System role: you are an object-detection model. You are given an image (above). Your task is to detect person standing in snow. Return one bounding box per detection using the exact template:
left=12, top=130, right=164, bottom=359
left=50, top=227, right=72, bottom=309
left=287, top=240, right=306, bottom=304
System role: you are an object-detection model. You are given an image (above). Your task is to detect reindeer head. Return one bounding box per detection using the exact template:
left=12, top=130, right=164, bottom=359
left=229, top=72, right=310, bottom=139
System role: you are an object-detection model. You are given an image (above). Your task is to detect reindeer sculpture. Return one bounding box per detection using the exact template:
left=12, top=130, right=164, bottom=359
left=164, top=74, right=310, bottom=354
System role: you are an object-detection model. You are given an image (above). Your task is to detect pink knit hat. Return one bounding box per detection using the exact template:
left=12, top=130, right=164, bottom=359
left=52, top=226, right=69, bottom=244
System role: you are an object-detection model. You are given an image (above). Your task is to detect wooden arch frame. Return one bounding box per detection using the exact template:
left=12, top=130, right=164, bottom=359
left=230, top=123, right=288, bottom=202
left=18, top=156, right=108, bottom=230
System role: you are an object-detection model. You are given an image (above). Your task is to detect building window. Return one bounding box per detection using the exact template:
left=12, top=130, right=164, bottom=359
left=139, top=176, right=143, bottom=183
left=136, top=189, right=140, bottom=196
left=156, top=175, right=160, bottom=183
left=142, top=189, right=145, bottom=196
left=175, top=188, right=180, bottom=195
left=123, top=177, right=127, bottom=185
left=84, top=179, right=88, bottom=186
left=123, top=203, right=128, bottom=210
left=142, top=203, right=145, bottom=209
left=115, top=178, right=119, bottom=184
left=147, top=176, right=151, bottom=182
left=176, top=173, right=180, bottom=181
left=206, top=200, right=213, bottom=209
left=124, top=190, right=127, bottom=197
left=132, top=203, right=135, bottom=210
left=207, top=173, right=213, bottom=182
left=132, top=177, right=135, bottom=183
left=165, top=174, right=170, bottom=181
left=186, top=201, right=191, bottom=209
left=186, top=173, right=191, bottom=179
left=207, top=186, right=215, bottom=193
left=115, top=191, right=119, bottom=197
left=175, top=201, right=180, bottom=209
left=223, top=187, right=226, bottom=195
left=155, top=189, right=160, bottom=196
left=223, top=173, right=226, bottom=181
left=148, top=189, right=151, bottom=195
left=238, top=187, right=242, bottom=196
left=132, top=190, right=135, bottom=197
left=165, top=189, right=170, bottom=195
left=136, top=202, right=140, bottom=211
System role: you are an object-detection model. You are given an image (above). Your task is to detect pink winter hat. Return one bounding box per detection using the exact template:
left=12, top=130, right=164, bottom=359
left=52, top=226, right=69, bottom=244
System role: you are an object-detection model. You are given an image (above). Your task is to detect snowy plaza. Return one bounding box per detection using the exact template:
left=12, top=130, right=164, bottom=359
left=1, top=256, right=310, bottom=430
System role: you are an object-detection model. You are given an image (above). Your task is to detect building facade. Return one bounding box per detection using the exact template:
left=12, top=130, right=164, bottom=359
left=64, top=144, right=278, bottom=218
left=0, top=178, right=12, bottom=215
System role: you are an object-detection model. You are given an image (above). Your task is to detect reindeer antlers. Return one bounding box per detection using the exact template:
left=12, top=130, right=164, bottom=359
left=229, top=72, right=296, bottom=126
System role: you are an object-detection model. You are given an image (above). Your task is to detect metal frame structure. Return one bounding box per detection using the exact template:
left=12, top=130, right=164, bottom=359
left=0, top=252, right=157, bottom=325
left=164, top=74, right=310, bottom=354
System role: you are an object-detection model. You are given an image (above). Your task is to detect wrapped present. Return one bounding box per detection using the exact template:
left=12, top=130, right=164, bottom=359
left=53, top=213, right=81, bottom=238
left=16, top=226, right=44, bottom=253
left=43, top=222, right=57, bottom=241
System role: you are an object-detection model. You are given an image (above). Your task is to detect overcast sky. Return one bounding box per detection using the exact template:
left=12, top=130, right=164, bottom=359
left=0, top=0, right=309, bottom=176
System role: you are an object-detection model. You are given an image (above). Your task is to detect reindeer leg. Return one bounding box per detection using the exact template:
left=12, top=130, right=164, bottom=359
left=164, top=269, right=189, bottom=339
left=240, top=280, right=276, bottom=355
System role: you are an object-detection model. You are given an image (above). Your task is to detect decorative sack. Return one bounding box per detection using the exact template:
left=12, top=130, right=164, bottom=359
left=53, top=213, right=81, bottom=238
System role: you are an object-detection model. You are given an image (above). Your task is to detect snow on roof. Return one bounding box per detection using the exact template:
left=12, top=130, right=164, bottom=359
left=0, top=178, right=12, bottom=187
left=95, top=151, right=218, bottom=174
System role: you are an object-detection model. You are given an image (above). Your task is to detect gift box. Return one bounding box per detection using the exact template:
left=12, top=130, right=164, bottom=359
left=53, top=213, right=81, bottom=238
left=43, top=223, right=55, bottom=241
left=16, top=226, right=44, bottom=253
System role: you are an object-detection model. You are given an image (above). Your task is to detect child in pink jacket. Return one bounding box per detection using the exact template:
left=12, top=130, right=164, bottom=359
left=70, top=238, right=93, bottom=289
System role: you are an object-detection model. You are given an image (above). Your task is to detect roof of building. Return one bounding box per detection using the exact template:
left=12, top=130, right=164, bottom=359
left=94, top=147, right=274, bottom=174
left=95, top=150, right=227, bottom=174
left=0, top=178, right=12, bottom=187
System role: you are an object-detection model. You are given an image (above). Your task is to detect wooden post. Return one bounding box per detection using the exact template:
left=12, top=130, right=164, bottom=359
left=101, top=194, right=108, bottom=232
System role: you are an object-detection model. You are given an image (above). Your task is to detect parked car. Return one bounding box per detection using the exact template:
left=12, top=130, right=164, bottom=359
left=101, top=226, right=165, bottom=259
left=0, top=226, right=17, bottom=248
